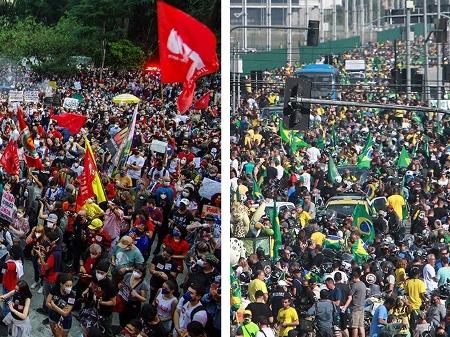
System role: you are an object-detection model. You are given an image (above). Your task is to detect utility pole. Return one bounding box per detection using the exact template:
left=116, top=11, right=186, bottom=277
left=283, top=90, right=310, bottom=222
left=288, top=0, right=292, bottom=64
left=243, top=0, right=248, bottom=50
left=369, top=0, right=373, bottom=42
left=267, top=0, right=271, bottom=50
left=352, top=0, right=357, bottom=36
left=345, top=0, right=349, bottom=38
left=406, top=1, right=411, bottom=99
left=320, top=0, right=324, bottom=42
left=424, top=0, right=429, bottom=103
left=438, top=0, right=442, bottom=108
left=377, top=0, right=381, bottom=29
left=360, top=0, right=365, bottom=46
left=305, top=0, right=309, bottom=42
left=333, top=0, right=337, bottom=40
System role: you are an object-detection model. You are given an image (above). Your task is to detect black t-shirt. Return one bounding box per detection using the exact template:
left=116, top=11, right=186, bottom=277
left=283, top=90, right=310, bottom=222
left=141, top=321, right=165, bottom=337
left=187, top=268, right=220, bottom=291
left=246, top=302, right=273, bottom=323
left=49, top=285, right=76, bottom=318
left=11, top=291, right=29, bottom=320
left=150, top=255, right=177, bottom=288
left=90, top=278, right=117, bottom=317
left=269, top=290, right=289, bottom=318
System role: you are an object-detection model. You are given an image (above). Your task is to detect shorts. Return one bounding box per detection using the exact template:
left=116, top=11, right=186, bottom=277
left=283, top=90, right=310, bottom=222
left=340, top=311, right=350, bottom=329
left=48, top=311, right=72, bottom=331
left=350, top=309, right=364, bottom=328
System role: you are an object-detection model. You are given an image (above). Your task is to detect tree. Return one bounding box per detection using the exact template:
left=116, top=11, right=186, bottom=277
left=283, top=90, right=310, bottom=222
left=109, top=39, right=144, bottom=70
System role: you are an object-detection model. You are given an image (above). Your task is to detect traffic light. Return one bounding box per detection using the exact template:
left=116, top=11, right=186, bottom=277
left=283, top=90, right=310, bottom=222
left=435, top=18, right=448, bottom=43
left=283, top=77, right=312, bottom=131
left=250, top=70, right=263, bottom=91
left=307, top=20, right=319, bottom=47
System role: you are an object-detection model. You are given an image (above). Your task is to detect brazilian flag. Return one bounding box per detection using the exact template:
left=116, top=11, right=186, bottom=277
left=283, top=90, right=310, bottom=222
left=352, top=204, right=375, bottom=244
left=397, top=147, right=411, bottom=169
left=351, top=239, right=369, bottom=264
left=323, top=235, right=343, bottom=250
left=252, top=178, right=263, bottom=200
left=271, top=201, right=282, bottom=262
left=230, top=267, right=242, bottom=311
left=357, top=133, right=374, bottom=169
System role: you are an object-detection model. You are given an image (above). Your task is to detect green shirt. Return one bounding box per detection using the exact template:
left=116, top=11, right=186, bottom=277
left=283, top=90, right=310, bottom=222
left=237, top=321, right=260, bottom=337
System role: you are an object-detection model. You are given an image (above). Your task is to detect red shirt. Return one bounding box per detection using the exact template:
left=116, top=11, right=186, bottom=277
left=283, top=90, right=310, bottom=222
left=88, top=229, right=112, bottom=250
left=163, top=235, right=190, bottom=268
left=41, top=254, right=58, bottom=284
left=3, top=261, right=18, bottom=291
left=134, top=217, right=154, bottom=233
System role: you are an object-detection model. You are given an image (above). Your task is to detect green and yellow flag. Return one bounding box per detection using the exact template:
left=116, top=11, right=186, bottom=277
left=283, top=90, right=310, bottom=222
left=279, top=121, right=310, bottom=152
left=352, top=204, right=375, bottom=244
left=230, top=267, right=242, bottom=311
left=357, top=133, right=374, bottom=169
left=397, top=147, right=411, bottom=169
left=351, top=238, right=369, bottom=264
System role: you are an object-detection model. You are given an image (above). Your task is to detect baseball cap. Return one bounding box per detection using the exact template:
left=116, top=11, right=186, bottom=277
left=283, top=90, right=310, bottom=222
left=180, top=198, right=190, bottom=206
left=88, top=218, right=103, bottom=230
left=47, top=213, right=58, bottom=224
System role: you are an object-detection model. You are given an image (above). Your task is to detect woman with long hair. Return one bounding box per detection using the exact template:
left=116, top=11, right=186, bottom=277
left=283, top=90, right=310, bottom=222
left=25, top=224, right=49, bottom=293
left=152, top=279, right=178, bottom=334
left=46, top=273, right=76, bottom=337
left=1, top=280, right=32, bottom=337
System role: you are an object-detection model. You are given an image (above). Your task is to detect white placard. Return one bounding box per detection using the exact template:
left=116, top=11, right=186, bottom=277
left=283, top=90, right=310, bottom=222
left=63, top=97, right=79, bottom=110
left=198, top=178, right=221, bottom=200
left=0, top=192, right=15, bottom=222
left=74, top=81, right=81, bottom=90
left=24, top=90, right=39, bottom=103
left=150, top=140, right=168, bottom=154
left=8, top=90, right=23, bottom=103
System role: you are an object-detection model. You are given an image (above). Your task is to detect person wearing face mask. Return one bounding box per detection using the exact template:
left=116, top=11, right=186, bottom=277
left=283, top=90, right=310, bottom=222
left=173, top=284, right=208, bottom=337
left=114, top=168, right=133, bottom=191
left=184, top=253, right=220, bottom=293
left=111, top=235, right=145, bottom=278
left=36, top=230, right=63, bottom=322
left=177, top=142, right=195, bottom=163
left=118, top=319, right=144, bottom=337
left=26, top=225, right=48, bottom=292
left=9, top=207, right=29, bottom=249
left=82, top=259, right=117, bottom=337
left=1, top=245, right=24, bottom=315
left=70, top=160, right=83, bottom=177
left=169, top=199, right=194, bottom=233
left=162, top=226, right=190, bottom=273
left=152, top=280, right=178, bottom=334
left=46, top=273, right=76, bottom=337
left=155, top=176, right=175, bottom=202
left=117, top=264, right=150, bottom=327
left=139, top=304, right=165, bottom=337
left=149, top=247, right=178, bottom=302
left=86, top=218, right=112, bottom=252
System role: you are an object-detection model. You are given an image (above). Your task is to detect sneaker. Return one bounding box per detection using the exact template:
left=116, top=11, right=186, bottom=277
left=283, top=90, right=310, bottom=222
left=37, top=286, right=43, bottom=294
left=30, top=282, right=38, bottom=289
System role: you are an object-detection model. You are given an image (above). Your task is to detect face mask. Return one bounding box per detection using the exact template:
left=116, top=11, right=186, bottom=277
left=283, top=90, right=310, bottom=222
left=197, top=259, right=205, bottom=268
left=180, top=159, right=187, bottom=165
left=163, top=181, right=170, bottom=186
left=132, top=271, right=142, bottom=279
left=96, top=272, right=106, bottom=281
left=161, top=288, right=169, bottom=295
left=64, top=287, right=72, bottom=294
left=182, top=191, right=189, bottom=197
left=160, top=194, right=167, bottom=200
left=182, top=291, right=192, bottom=302
left=35, top=233, right=42, bottom=238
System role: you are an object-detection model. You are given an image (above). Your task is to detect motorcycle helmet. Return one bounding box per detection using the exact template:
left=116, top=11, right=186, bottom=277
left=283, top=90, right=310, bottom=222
left=239, top=271, right=251, bottom=284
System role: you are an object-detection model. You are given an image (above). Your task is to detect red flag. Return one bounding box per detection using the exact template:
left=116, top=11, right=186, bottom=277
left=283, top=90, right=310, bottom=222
left=76, top=143, right=96, bottom=206
left=157, top=1, right=219, bottom=84
left=16, top=106, right=43, bottom=170
left=193, top=91, right=211, bottom=110
left=0, top=141, right=20, bottom=175
left=50, top=112, right=87, bottom=134
left=176, top=81, right=196, bottom=114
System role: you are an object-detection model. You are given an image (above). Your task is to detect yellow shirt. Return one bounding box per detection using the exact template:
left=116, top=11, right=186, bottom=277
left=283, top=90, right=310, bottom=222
left=298, top=211, right=311, bottom=228
left=395, top=268, right=406, bottom=289
left=387, top=194, right=406, bottom=219
left=277, top=307, right=299, bottom=337
left=404, top=278, right=426, bottom=310
left=248, top=279, right=268, bottom=302
left=311, top=231, right=326, bottom=246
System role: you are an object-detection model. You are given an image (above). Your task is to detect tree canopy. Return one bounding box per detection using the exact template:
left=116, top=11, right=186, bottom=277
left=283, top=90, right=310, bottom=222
left=0, top=0, right=220, bottom=75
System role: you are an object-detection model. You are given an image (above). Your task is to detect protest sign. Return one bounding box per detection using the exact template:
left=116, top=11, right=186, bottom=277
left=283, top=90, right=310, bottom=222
left=198, top=178, right=221, bottom=200
left=0, top=192, right=15, bottom=222
left=201, top=204, right=220, bottom=218
left=24, top=90, right=39, bottom=103
left=63, top=97, right=79, bottom=110
left=150, top=140, right=168, bottom=154
left=8, top=90, right=23, bottom=103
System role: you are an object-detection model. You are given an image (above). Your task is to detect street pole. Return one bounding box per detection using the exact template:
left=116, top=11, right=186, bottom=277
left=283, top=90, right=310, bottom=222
left=243, top=0, right=248, bottom=50
left=320, top=0, right=324, bottom=42
left=438, top=0, right=442, bottom=108
left=232, top=44, right=236, bottom=113
left=288, top=0, right=292, bottom=64
left=267, top=0, right=271, bottom=50
left=424, top=0, right=429, bottom=103
left=305, top=0, right=309, bottom=42
left=345, top=0, right=349, bottom=38
left=333, top=0, right=337, bottom=40
left=406, top=2, right=411, bottom=99
left=352, top=0, right=357, bottom=35
left=369, top=0, right=373, bottom=42
left=360, top=0, right=365, bottom=46
left=377, top=0, right=381, bottom=29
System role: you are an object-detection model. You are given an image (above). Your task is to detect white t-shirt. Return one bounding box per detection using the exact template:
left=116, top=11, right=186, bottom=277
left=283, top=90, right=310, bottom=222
left=300, top=172, right=311, bottom=191
left=330, top=271, right=349, bottom=284
left=423, top=263, right=438, bottom=292
left=276, top=165, right=284, bottom=180
left=306, top=147, right=321, bottom=164
left=126, top=155, right=145, bottom=180
left=175, top=300, right=208, bottom=331
left=256, top=327, right=276, bottom=337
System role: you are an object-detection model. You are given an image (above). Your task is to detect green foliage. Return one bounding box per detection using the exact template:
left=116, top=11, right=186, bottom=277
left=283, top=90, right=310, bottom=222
left=109, top=39, right=144, bottom=70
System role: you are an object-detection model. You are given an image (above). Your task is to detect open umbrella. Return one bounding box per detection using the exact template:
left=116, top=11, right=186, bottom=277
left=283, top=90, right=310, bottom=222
left=112, top=94, right=140, bottom=104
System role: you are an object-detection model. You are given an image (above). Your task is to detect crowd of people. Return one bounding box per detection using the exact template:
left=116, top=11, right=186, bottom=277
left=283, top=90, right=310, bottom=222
left=0, top=65, right=221, bottom=337
left=230, top=39, right=450, bottom=337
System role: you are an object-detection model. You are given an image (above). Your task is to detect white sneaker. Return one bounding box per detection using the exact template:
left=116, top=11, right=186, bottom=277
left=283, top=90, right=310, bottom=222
left=30, top=282, right=38, bottom=289
left=37, top=286, right=43, bottom=294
